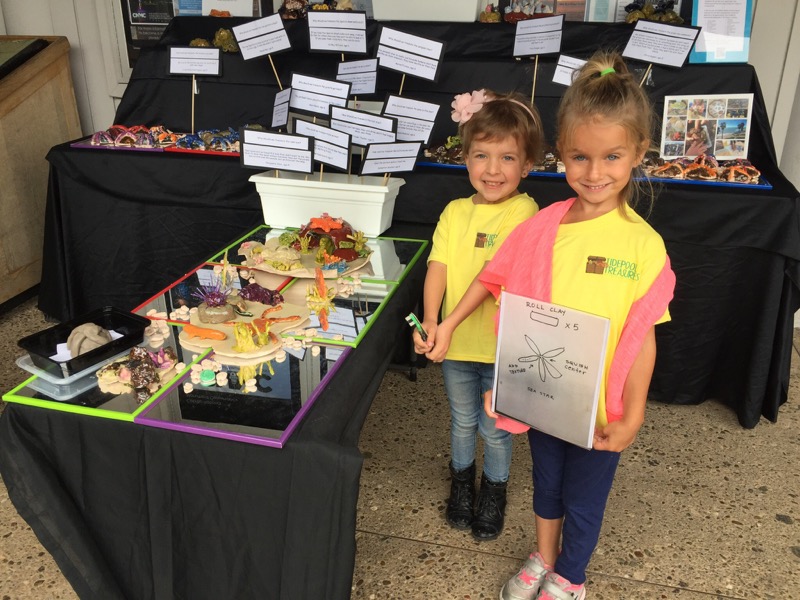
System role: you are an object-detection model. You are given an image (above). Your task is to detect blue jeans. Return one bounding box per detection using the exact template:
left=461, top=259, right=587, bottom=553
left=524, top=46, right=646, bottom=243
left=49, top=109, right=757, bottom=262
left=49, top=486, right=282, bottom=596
left=442, top=360, right=512, bottom=483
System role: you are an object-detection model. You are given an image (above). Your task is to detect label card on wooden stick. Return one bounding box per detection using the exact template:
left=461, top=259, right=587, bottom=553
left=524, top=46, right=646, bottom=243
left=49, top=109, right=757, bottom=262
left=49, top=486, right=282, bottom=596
left=308, top=11, right=368, bottom=54
left=240, top=129, right=314, bottom=173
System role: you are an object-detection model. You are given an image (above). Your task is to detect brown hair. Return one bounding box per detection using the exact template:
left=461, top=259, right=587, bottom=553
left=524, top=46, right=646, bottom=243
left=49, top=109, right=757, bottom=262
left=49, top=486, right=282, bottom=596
left=557, top=50, right=656, bottom=215
left=459, top=90, right=544, bottom=167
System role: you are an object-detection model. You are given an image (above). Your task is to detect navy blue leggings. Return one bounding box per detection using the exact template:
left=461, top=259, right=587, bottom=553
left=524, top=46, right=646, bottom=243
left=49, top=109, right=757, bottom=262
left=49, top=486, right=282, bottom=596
left=528, top=428, right=621, bottom=585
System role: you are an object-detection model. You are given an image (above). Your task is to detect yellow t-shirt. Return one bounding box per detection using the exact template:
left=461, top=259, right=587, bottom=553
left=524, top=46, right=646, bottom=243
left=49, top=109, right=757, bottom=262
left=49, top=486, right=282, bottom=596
left=551, top=207, right=670, bottom=426
left=429, top=193, right=538, bottom=362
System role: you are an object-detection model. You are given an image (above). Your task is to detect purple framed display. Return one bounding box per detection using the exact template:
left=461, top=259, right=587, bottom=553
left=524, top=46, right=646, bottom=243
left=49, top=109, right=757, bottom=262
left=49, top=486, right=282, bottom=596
left=135, top=345, right=351, bottom=447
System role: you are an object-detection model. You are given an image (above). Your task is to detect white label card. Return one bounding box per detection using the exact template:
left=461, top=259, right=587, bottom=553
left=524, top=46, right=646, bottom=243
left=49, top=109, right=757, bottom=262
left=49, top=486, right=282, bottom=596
left=294, top=119, right=350, bottom=148
left=238, top=30, right=293, bottom=60
left=622, top=20, right=701, bottom=68
left=383, top=95, right=439, bottom=144
left=513, top=15, right=564, bottom=57
left=240, top=129, right=313, bottom=172
left=338, top=58, right=378, bottom=75
left=241, top=144, right=314, bottom=171
left=244, top=129, right=310, bottom=149
left=271, top=87, right=291, bottom=128
left=364, top=141, right=420, bottom=160
left=293, top=119, right=351, bottom=171
left=312, top=140, right=350, bottom=171
left=233, top=14, right=285, bottom=40
left=376, top=26, right=444, bottom=82
left=384, top=95, right=439, bottom=121
left=169, top=47, right=221, bottom=75
left=290, top=73, right=351, bottom=116
left=330, top=121, right=396, bottom=147
left=337, top=71, right=377, bottom=95
left=552, top=54, right=587, bottom=87
left=337, top=58, right=378, bottom=95
left=361, top=156, right=416, bottom=175
left=308, top=11, right=367, bottom=54
left=361, top=142, right=420, bottom=174
left=290, top=89, right=348, bottom=117
left=330, top=106, right=395, bottom=132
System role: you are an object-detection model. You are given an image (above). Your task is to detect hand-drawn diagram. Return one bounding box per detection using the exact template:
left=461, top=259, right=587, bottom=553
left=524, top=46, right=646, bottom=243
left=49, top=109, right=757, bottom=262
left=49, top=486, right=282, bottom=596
left=519, top=335, right=564, bottom=382
left=493, top=292, right=610, bottom=449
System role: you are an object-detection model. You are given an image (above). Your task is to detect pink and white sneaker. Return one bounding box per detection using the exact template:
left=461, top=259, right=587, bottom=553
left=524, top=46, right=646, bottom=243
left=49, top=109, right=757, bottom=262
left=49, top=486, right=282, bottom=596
left=536, top=572, right=586, bottom=600
left=500, top=552, right=551, bottom=600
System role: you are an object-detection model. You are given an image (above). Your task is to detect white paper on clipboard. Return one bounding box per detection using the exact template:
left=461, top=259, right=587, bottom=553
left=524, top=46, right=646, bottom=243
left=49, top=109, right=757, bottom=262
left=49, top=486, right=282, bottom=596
left=492, top=291, right=610, bottom=449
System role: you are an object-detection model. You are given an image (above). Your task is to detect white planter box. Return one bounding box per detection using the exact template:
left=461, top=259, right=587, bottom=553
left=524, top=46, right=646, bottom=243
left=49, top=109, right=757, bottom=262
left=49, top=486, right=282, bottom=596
left=372, top=0, right=485, bottom=22
left=250, top=171, right=405, bottom=237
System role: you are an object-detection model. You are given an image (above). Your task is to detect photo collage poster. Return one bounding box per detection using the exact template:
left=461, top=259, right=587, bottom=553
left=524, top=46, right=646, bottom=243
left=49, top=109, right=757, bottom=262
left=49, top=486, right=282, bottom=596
left=661, top=93, right=754, bottom=160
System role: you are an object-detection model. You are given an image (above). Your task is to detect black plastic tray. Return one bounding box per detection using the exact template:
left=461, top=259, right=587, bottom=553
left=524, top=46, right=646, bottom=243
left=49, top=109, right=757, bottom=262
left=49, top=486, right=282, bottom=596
left=18, top=307, right=150, bottom=379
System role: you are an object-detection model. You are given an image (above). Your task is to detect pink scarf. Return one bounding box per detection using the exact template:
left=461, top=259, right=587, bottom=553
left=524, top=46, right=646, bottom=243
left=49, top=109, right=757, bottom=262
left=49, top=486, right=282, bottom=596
left=479, top=199, right=676, bottom=433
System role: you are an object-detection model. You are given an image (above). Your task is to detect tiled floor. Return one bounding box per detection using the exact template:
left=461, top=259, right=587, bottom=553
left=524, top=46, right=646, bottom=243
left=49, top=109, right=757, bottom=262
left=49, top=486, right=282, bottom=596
left=1, top=297, right=799, bottom=599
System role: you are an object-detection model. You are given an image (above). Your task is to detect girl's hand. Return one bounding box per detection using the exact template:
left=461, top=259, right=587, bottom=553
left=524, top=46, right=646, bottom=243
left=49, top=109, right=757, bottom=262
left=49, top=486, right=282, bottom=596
left=592, top=417, right=643, bottom=452
left=483, top=390, right=498, bottom=419
left=425, top=319, right=454, bottom=363
left=412, top=320, right=437, bottom=354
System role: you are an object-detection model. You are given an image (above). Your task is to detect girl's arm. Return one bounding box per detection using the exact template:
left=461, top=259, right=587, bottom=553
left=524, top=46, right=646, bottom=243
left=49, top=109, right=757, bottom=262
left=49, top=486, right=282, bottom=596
left=425, top=271, right=492, bottom=363
left=593, top=326, right=656, bottom=452
left=413, top=261, right=447, bottom=354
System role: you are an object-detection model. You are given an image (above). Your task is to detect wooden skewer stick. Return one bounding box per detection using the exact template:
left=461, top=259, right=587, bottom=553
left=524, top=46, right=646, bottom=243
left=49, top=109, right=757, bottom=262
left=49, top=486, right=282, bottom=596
left=531, top=55, right=539, bottom=105
left=191, top=75, right=196, bottom=134
left=639, top=63, right=652, bottom=87
left=398, top=73, right=406, bottom=96
left=269, top=55, right=283, bottom=90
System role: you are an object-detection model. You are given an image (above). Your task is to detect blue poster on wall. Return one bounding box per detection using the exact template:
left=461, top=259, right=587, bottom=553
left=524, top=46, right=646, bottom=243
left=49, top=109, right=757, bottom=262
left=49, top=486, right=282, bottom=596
left=689, top=0, right=753, bottom=64
left=177, top=0, right=203, bottom=15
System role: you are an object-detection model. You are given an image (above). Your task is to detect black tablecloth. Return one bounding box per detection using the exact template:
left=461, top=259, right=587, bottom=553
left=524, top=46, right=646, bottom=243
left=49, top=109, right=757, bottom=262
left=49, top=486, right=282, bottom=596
left=40, top=145, right=264, bottom=320
left=3, top=246, right=425, bottom=600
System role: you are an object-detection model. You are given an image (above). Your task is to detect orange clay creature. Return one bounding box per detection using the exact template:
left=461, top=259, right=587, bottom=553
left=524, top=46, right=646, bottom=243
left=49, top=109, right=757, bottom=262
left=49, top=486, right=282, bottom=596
left=183, top=324, right=227, bottom=340
left=306, top=268, right=336, bottom=330
left=307, top=214, right=344, bottom=233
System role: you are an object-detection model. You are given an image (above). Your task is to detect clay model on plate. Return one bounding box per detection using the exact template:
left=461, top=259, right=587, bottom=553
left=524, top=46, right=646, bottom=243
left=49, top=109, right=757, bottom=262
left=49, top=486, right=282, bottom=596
left=645, top=154, right=761, bottom=184
left=291, top=214, right=370, bottom=266
left=66, top=323, right=113, bottom=357
left=96, top=346, right=179, bottom=404
left=193, top=280, right=235, bottom=324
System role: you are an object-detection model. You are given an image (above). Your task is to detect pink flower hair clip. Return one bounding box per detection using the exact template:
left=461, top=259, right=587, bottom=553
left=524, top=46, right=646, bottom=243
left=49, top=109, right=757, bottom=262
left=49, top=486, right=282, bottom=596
left=451, top=89, right=488, bottom=124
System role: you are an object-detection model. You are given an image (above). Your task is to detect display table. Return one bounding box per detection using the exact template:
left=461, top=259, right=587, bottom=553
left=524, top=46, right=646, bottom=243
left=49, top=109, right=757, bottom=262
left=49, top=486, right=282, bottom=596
left=2, top=232, right=427, bottom=599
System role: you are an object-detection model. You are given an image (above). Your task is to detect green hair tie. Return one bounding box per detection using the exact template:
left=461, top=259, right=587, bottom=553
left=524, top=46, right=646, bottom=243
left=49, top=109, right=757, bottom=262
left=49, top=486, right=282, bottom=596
left=600, top=67, right=616, bottom=76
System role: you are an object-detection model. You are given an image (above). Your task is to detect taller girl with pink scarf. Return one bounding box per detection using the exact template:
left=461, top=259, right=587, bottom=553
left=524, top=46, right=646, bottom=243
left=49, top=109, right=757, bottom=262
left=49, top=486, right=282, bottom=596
left=426, top=50, right=676, bottom=600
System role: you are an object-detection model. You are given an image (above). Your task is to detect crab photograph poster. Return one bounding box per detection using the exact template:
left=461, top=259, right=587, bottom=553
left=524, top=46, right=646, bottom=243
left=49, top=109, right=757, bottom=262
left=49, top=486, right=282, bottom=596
left=492, top=291, right=609, bottom=449
left=660, top=93, right=754, bottom=160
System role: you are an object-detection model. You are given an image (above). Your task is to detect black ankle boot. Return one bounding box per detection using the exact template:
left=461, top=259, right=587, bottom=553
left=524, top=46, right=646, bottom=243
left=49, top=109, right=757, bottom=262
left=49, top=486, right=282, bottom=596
left=446, top=462, right=475, bottom=529
left=471, top=475, right=507, bottom=541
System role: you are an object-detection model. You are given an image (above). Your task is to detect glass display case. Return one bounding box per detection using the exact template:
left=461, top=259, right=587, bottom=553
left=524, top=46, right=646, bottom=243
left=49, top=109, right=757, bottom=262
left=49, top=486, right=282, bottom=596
left=4, top=225, right=428, bottom=445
